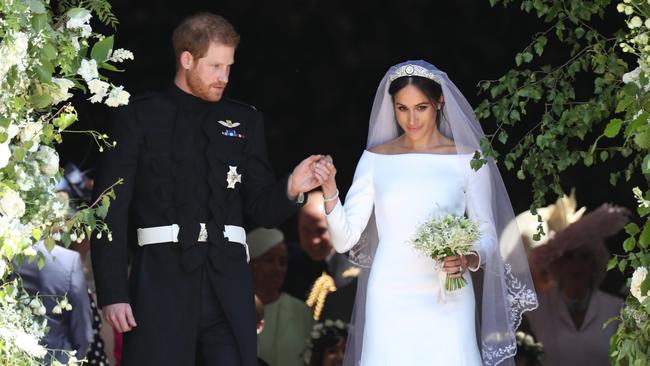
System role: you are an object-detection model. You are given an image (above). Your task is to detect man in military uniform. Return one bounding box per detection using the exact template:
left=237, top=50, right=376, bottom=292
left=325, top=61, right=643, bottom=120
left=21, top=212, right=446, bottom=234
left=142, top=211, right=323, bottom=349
left=91, top=12, right=330, bottom=365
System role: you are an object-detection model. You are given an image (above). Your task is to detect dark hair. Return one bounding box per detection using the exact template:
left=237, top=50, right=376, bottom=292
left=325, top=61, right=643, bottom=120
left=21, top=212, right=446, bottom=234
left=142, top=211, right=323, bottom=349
left=172, top=12, right=240, bottom=61
left=308, top=324, right=348, bottom=366
left=388, top=76, right=444, bottom=123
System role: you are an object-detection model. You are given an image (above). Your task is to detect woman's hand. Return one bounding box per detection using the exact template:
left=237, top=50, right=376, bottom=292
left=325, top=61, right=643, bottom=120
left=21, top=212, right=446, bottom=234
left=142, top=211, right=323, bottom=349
left=441, top=253, right=479, bottom=278
left=314, top=155, right=337, bottom=194
left=314, top=155, right=339, bottom=214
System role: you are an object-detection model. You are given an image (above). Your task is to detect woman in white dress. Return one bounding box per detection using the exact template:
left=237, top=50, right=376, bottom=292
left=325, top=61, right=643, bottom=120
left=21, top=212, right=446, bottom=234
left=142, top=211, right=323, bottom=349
left=312, top=61, right=538, bottom=366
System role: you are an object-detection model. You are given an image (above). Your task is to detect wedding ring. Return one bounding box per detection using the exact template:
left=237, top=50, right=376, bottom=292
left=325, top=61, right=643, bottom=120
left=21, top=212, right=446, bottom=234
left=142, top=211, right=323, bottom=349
left=458, top=265, right=462, bottom=273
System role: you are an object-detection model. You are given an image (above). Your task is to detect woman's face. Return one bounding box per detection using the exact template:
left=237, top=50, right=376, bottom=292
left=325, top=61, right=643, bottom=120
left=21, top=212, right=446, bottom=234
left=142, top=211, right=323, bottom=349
left=555, top=248, right=595, bottom=291
left=251, top=243, right=288, bottom=294
left=393, top=84, right=441, bottom=142
left=321, top=339, right=345, bottom=366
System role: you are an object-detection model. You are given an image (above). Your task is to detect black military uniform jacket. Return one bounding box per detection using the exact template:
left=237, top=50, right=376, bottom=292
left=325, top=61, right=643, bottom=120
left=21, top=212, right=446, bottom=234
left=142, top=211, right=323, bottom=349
left=91, top=84, right=302, bottom=365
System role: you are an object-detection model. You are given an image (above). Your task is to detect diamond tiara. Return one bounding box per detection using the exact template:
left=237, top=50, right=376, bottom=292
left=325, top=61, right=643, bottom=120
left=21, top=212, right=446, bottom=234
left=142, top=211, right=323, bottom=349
left=388, top=64, right=441, bottom=84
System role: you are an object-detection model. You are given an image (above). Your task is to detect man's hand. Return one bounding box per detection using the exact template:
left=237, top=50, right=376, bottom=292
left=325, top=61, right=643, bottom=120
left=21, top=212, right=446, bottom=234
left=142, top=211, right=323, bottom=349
left=102, top=303, right=137, bottom=333
left=287, top=155, right=331, bottom=198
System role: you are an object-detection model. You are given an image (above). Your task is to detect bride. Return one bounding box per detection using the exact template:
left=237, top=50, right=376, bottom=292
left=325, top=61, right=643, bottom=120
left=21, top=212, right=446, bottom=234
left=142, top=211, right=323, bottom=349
left=313, top=61, right=538, bottom=365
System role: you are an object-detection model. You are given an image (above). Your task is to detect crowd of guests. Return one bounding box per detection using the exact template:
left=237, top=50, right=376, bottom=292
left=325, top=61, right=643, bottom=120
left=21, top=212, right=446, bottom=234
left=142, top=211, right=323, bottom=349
left=14, top=163, right=629, bottom=366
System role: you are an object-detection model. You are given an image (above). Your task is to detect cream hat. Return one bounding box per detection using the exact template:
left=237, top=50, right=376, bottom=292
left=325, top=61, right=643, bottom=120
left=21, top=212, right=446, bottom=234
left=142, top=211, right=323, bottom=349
left=247, top=227, right=285, bottom=259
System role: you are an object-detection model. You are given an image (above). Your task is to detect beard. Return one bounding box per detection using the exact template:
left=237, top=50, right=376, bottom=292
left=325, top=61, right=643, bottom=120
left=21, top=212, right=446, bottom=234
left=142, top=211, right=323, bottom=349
left=186, top=70, right=226, bottom=102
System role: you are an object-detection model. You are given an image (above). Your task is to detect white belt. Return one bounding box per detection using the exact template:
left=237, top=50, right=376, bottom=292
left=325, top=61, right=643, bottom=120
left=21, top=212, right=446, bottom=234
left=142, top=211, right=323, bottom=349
left=136, top=224, right=249, bottom=262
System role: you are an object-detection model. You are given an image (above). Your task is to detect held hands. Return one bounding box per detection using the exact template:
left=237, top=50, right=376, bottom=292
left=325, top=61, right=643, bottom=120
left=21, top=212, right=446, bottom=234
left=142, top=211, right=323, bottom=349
left=103, top=303, right=137, bottom=333
left=287, top=155, right=326, bottom=199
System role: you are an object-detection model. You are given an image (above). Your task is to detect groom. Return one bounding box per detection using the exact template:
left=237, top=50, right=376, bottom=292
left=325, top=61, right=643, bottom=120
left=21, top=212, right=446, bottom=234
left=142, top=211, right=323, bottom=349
left=91, top=12, right=330, bottom=366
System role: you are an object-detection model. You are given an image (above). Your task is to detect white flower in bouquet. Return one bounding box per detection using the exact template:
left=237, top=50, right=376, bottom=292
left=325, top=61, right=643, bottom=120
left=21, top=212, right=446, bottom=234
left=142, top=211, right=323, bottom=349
left=70, top=36, right=80, bottom=51
left=631, top=266, right=649, bottom=303
left=7, top=124, right=20, bottom=140
left=105, top=85, right=130, bottom=107
left=77, top=59, right=99, bottom=82
left=23, top=246, right=37, bottom=257
left=0, top=142, right=11, bottom=169
left=411, top=212, right=481, bottom=292
left=19, top=121, right=41, bottom=151
left=35, top=145, right=59, bottom=176
left=15, top=165, right=35, bottom=191
left=0, top=31, right=29, bottom=81
left=623, top=67, right=641, bottom=84
left=50, top=196, right=69, bottom=219
left=66, top=9, right=92, bottom=38
left=0, top=189, right=26, bottom=219
left=13, top=330, right=47, bottom=358
left=87, top=78, right=110, bottom=103
left=51, top=78, right=75, bottom=105
left=108, top=48, right=134, bottom=63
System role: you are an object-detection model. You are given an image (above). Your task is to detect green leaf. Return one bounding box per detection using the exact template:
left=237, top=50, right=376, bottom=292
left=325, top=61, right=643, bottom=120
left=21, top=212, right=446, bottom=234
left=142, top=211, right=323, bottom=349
left=607, top=257, right=618, bottom=271
left=41, top=43, right=57, bottom=60
left=100, top=63, right=124, bottom=72
left=25, top=0, right=46, bottom=14
left=623, top=237, right=636, bottom=252
left=67, top=7, right=91, bottom=19
left=97, top=196, right=111, bottom=218
left=534, top=36, right=547, bottom=56
left=639, top=222, right=650, bottom=248
left=44, top=237, right=56, bottom=252
left=641, top=275, right=650, bottom=297
left=31, top=13, right=49, bottom=31
left=517, top=169, right=526, bottom=180
left=618, top=258, right=628, bottom=272
left=37, top=255, right=46, bottom=270
left=515, top=53, right=523, bottom=66
left=34, top=64, right=53, bottom=83
left=604, top=119, right=623, bottom=138
left=522, top=52, right=533, bottom=63
left=643, top=154, right=650, bottom=175
left=635, top=126, right=650, bottom=149
left=31, top=228, right=42, bottom=241
left=13, top=147, right=26, bottom=161
left=509, top=109, right=521, bottom=122
left=626, top=111, right=648, bottom=137
left=30, top=93, right=53, bottom=109
left=600, top=150, right=609, bottom=162
left=91, top=36, right=114, bottom=63
left=623, top=82, right=640, bottom=97
left=626, top=223, right=640, bottom=236
left=498, top=131, right=508, bottom=144
left=53, top=113, right=77, bottom=130
left=616, top=97, right=634, bottom=113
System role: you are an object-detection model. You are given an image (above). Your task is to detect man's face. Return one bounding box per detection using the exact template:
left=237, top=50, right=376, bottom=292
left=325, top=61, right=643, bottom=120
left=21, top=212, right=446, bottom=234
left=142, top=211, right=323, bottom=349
left=298, top=204, right=333, bottom=261
left=184, top=42, right=234, bottom=102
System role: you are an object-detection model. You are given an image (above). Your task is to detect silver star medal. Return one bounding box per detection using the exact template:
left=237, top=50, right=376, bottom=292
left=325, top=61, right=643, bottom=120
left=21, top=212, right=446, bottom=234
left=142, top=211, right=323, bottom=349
left=226, top=166, right=242, bottom=189
left=218, top=119, right=241, bottom=128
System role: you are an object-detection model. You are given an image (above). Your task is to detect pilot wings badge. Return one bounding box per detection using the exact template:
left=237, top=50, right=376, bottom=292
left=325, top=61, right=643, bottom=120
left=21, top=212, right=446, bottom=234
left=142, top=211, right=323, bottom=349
left=219, top=119, right=245, bottom=139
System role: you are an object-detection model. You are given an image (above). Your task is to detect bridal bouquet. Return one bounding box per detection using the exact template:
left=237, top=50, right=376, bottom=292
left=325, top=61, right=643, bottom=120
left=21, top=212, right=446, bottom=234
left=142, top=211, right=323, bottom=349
left=411, top=213, right=480, bottom=291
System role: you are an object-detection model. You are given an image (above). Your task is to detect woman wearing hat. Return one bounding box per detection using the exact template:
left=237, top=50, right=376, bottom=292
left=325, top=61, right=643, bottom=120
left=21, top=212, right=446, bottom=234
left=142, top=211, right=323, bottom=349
left=248, top=227, right=314, bottom=366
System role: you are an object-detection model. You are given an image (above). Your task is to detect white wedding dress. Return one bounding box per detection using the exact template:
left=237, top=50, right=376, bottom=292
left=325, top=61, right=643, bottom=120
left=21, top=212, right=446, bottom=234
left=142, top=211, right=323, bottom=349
left=326, top=150, right=495, bottom=365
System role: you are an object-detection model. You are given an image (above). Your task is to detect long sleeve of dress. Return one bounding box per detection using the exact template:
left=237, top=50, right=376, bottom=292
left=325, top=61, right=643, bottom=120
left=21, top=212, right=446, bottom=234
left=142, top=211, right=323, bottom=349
left=464, top=162, right=498, bottom=264
left=326, top=152, right=375, bottom=253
